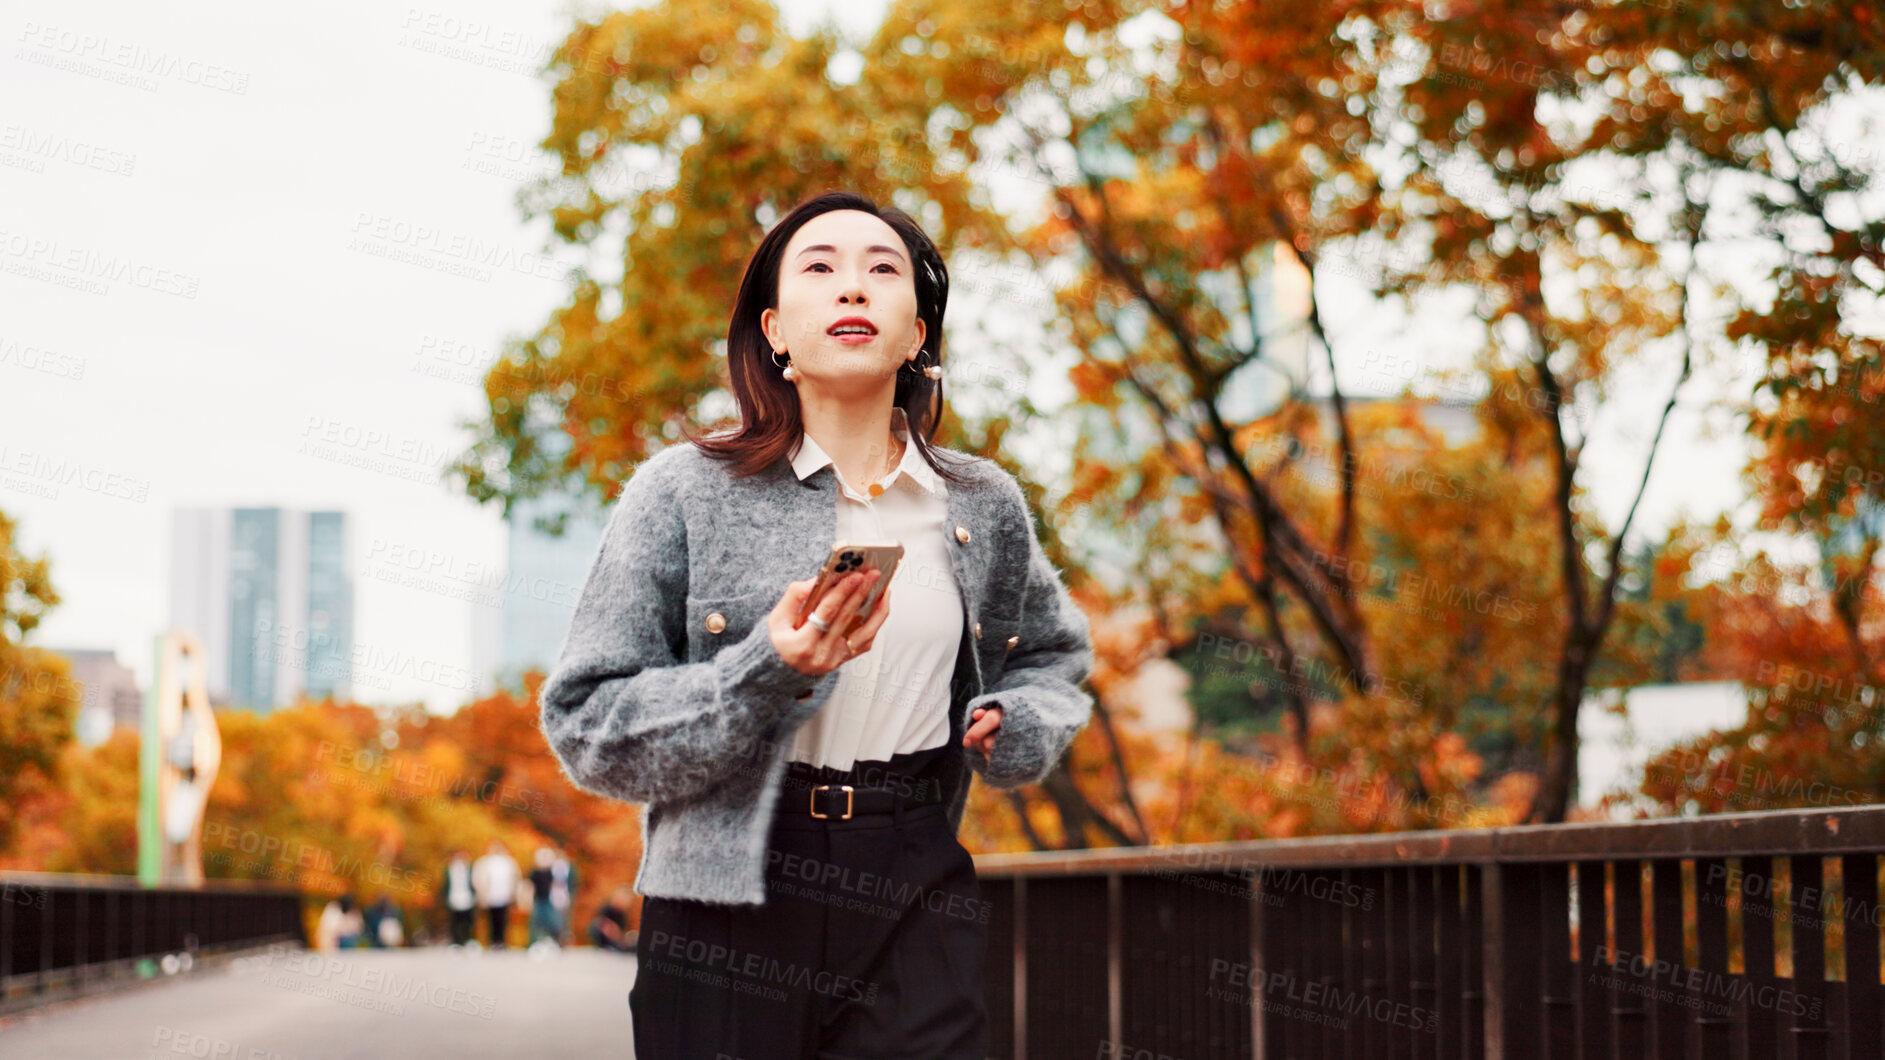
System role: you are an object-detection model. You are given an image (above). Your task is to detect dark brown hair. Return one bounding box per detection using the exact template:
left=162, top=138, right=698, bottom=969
left=682, top=190, right=976, bottom=486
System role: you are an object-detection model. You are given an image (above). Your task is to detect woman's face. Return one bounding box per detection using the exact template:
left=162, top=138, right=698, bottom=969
left=761, top=209, right=925, bottom=390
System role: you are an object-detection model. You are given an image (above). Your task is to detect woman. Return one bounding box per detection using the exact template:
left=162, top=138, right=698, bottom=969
left=539, top=190, right=1094, bottom=1059
left=316, top=894, right=363, bottom=951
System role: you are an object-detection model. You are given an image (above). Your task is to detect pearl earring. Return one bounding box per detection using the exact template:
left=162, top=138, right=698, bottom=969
left=772, top=348, right=796, bottom=382
left=906, top=349, right=943, bottom=380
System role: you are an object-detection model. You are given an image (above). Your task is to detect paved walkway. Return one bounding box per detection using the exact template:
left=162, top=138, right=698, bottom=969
left=0, top=944, right=638, bottom=1059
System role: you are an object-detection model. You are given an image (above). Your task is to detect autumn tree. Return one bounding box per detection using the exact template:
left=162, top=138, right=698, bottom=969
left=1, top=728, right=142, bottom=876
left=1621, top=5, right=1885, bottom=813
left=891, top=0, right=1715, bottom=824
left=0, top=509, right=78, bottom=854
left=450, top=0, right=1883, bottom=847
left=393, top=675, right=646, bottom=940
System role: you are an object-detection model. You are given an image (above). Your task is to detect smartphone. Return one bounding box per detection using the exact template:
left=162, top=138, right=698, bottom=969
left=794, top=541, right=904, bottom=629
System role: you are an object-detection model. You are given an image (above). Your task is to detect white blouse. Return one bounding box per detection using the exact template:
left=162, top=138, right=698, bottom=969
left=783, top=407, right=963, bottom=771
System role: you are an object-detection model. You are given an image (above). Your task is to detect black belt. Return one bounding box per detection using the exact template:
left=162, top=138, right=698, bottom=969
left=799, top=784, right=901, bottom=819
left=778, top=756, right=949, bottom=820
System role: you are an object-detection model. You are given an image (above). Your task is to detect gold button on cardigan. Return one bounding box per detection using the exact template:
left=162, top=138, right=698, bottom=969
left=538, top=437, right=1095, bottom=907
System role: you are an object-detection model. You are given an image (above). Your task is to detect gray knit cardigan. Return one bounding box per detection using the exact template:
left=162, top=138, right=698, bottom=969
left=537, top=438, right=1095, bottom=906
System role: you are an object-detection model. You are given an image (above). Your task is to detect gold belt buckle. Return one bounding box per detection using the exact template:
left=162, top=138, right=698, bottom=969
left=810, top=784, right=854, bottom=820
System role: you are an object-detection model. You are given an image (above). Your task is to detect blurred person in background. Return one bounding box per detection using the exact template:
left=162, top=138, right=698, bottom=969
left=315, top=894, right=363, bottom=951
left=527, top=845, right=580, bottom=947
left=588, top=885, right=635, bottom=953
left=439, top=849, right=476, bottom=947
left=368, top=894, right=404, bottom=948
left=472, top=841, right=519, bottom=949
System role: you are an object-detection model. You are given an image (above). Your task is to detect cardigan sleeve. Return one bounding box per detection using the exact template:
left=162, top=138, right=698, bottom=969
left=964, top=474, right=1095, bottom=790
left=537, top=447, right=822, bottom=806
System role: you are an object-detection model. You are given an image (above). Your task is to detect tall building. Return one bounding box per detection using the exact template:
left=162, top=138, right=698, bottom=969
left=169, top=507, right=354, bottom=712
left=474, top=491, right=607, bottom=698
left=43, top=647, right=142, bottom=746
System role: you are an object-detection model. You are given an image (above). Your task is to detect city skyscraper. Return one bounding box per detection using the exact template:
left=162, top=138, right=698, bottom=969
left=169, top=507, right=354, bottom=712
left=473, top=491, right=606, bottom=699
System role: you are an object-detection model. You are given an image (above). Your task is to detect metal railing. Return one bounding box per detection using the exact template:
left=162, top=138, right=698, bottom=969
left=0, top=872, right=304, bottom=1012
left=972, top=804, right=1885, bottom=1059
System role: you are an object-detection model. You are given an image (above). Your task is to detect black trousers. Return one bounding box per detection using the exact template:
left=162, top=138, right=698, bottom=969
left=448, top=907, right=474, bottom=946
left=486, top=903, right=511, bottom=948
left=630, top=742, right=988, bottom=1059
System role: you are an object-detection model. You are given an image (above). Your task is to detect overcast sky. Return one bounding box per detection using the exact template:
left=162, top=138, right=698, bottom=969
left=3, top=0, right=1758, bottom=716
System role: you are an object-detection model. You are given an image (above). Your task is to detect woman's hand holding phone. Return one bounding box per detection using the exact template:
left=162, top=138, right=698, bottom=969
left=770, top=570, right=892, bottom=677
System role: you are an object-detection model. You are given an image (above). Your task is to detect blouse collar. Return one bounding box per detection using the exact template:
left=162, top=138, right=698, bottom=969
left=789, top=406, right=942, bottom=497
